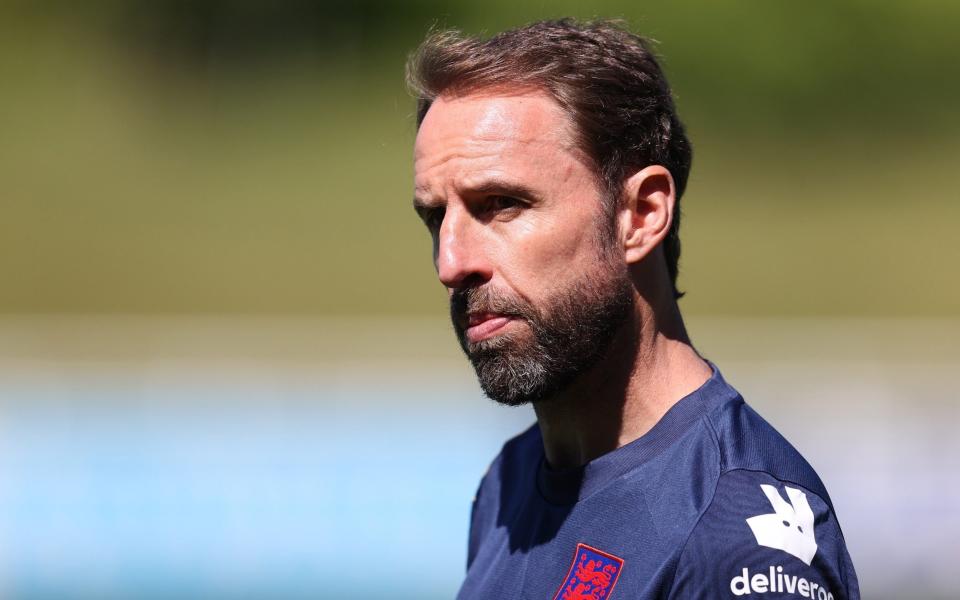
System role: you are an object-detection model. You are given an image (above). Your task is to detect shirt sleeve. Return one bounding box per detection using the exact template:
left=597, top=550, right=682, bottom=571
left=668, top=469, right=860, bottom=600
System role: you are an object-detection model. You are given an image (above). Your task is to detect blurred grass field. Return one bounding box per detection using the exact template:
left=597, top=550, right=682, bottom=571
left=1, top=1, right=958, bottom=316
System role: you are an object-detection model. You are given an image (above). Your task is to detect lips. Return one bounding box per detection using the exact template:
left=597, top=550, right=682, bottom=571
left=465, top=312, right=514, bottom=343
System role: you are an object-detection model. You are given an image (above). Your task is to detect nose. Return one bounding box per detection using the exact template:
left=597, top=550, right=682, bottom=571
left=435, top=205, right=493, bottom=290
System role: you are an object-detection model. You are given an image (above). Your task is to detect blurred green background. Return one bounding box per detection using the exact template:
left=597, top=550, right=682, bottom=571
left=2, top=0, right=958, bottom=316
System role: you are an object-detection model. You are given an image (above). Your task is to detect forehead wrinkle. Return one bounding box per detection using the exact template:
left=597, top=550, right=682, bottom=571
left=414, top=91, right=589, bottom=203
left=414, top=145, right=502, bottom=199
left=418, top=139, right=590, bottom=206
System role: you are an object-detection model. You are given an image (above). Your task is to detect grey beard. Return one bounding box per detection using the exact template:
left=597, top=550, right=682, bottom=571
left=452, top=265, right=633, bottom=407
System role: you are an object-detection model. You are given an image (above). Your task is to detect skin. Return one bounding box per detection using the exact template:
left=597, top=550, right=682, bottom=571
left=413, top=89, right=712, bottom=469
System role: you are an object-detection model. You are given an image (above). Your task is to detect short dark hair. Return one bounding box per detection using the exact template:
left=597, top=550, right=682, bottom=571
left=407, top=18, right=692, bottom=299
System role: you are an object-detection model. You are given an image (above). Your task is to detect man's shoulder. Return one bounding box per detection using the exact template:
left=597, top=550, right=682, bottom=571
left=472, top=422, right=541, bottom=501
left=701, top=372, right=831, bottom=506
left=666, top=371, right=859, bottom=598
left=486, top=421, right=541, bottom=474
left=669, top=467, right=859, bottom=599
left=501, top=421, right=542, bottom=455
left=614, top=367, right=833, bottom=547
left=465, top=423, right=541, bottom=568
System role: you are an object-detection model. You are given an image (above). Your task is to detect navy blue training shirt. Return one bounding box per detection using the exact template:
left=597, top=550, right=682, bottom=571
left=457, top=366, right=859, bottom=599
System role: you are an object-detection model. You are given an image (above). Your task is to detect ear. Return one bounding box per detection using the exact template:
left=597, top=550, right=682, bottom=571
left=617, top=165, right=676, bottom=264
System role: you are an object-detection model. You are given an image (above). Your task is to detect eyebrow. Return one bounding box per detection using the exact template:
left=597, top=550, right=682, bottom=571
left=412, top=178, right=542, bottom=211
left=461, top=178, right=543, bottom=203
left=411, top=195, right=435, bottom=214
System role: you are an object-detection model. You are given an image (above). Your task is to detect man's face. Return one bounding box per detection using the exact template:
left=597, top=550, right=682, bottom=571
left=413, top=90, right=633, bottom=405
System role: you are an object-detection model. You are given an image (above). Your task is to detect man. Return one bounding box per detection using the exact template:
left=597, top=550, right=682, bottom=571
left=409, top=19, right=859, bottom=600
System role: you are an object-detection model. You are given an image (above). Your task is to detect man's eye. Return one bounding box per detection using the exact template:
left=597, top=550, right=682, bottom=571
left=423, top=208, right=445, bottom=230
left=488, top=196, right=521, bottom=211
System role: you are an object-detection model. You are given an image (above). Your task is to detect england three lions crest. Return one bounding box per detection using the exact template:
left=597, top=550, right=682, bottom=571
left=553, top=543, right=624, bottom=600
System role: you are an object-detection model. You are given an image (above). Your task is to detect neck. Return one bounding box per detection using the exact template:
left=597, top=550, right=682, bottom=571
left=533, top=299, right=711, bottom=470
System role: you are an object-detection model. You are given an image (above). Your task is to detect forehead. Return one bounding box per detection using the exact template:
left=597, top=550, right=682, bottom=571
left=416, top=90, right=573, bottom=151
left=413, top=91, right=585, bottom=195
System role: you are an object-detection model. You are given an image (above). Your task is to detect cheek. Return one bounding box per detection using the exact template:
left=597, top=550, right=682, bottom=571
left=542, top=211, right=601, bottom=261
left=502, top=216, right=603, bottom=292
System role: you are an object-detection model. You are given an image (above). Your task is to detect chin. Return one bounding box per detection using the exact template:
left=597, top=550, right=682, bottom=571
left=472, top=352, right=576, bottom=408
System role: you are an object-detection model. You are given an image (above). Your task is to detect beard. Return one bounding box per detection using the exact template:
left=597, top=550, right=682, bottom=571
left=450, top=258, right=634, bottom=407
